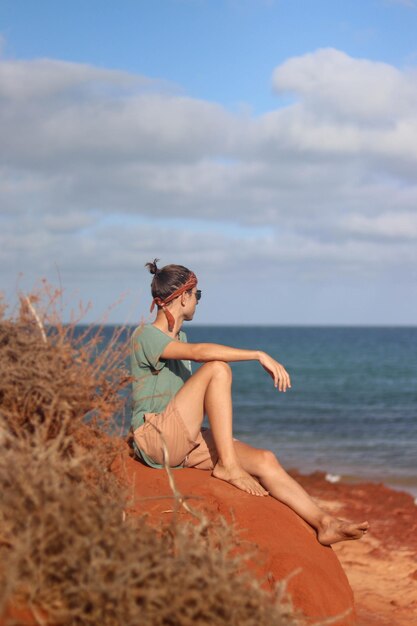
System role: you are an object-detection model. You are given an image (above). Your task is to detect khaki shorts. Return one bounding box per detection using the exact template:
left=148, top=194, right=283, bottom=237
left=133, top=400, right=218, bottom=470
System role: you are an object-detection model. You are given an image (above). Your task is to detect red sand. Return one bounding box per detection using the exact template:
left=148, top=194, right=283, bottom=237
left=117, top=456, right=417, bottom=626
left=116, top=455, right=357, bottom=626
left=291, top=471, right=417, bottom=626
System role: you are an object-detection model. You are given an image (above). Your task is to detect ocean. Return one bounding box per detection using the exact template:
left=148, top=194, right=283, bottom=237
left=103, top=325, right=417, bottom=497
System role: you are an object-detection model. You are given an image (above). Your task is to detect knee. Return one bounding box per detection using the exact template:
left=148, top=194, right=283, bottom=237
left=259, top=449, right=282, bottom=473
left=202, top=360, right=232, bottom=381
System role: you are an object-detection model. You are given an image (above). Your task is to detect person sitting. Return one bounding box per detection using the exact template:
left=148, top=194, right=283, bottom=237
left=130, top=259, right=369, bottom=545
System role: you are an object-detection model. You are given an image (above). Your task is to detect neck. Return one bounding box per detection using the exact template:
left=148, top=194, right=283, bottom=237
left=153, top=310, right=183, bottom=338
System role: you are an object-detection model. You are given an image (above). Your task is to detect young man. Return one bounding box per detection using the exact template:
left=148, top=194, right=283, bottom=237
left=131, top=260, right=369, bottom=545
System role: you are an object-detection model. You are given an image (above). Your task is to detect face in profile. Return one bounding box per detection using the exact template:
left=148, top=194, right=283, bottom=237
left=183, top=287, right=200, bottom=321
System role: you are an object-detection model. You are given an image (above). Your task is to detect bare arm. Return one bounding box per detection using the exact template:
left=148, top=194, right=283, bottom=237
left=161, top=341, right=291, bottom=391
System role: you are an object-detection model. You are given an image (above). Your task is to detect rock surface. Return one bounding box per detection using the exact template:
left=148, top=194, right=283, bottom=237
left=118, top=456, right=356, bottom=626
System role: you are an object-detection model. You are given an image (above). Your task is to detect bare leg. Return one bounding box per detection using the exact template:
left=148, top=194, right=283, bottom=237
left=233, top=440, right=369, bottom=545
left=172, top=364, right=369, bottom=543
left=172, top=361, right=267, bottom=496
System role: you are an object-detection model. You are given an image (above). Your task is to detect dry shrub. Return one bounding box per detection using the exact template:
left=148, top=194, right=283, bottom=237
left=0, top=426, right=299, bottom=626
left=0, top=284, right=301, bottom=626
left=0, top=284, right=130, bottom=465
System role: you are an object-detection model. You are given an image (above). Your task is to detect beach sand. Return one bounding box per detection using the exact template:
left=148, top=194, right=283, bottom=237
left=291, top=471, right=417, bottom=626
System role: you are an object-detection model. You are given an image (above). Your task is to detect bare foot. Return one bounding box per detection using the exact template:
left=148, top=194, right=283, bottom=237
left=318, top=516, right=369, bottom=546
left=212, top=462, right=268, bottom=497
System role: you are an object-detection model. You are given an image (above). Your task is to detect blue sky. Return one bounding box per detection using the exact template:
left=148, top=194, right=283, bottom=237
left=1, top=0, right=417, bottom=324
left=3, top=0, right=417, bottom=112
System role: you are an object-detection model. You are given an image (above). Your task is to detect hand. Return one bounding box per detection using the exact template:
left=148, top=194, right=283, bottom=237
left=258, top=352, right=291, bottom=392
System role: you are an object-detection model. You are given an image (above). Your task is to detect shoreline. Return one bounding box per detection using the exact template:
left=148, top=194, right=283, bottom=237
left=296, top=469, right=417, bottom=500
left=342, top=476, right=417, bottom=500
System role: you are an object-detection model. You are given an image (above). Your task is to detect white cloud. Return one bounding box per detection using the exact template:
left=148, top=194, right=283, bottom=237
left=1, top=50, right=417, bottom=321
left=272, top=48, right=417, bottom=126
left=344, top=211, right=417, bottom=239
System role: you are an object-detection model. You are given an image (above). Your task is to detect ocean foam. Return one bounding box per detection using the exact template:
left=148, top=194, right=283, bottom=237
left=325, top=473, right=341, bottom=484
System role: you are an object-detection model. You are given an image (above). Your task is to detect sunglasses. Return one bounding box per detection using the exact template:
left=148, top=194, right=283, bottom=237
left=195, top=289, right=202, bottom=302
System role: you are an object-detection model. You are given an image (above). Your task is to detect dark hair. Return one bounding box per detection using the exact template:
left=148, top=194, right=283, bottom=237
left=145, top=258, right=194, bottom=301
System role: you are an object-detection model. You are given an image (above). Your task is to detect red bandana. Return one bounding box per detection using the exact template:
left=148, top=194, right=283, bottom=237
left=150, top=272, right=197, bottom=331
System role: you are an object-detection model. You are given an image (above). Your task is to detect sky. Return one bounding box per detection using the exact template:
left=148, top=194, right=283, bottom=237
left=1, top=0, right=417, bottom=325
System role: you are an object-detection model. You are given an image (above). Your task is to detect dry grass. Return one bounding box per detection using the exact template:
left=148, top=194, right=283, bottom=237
left=0, top=285, right=130, bottom=466
left=0, top=284, right=301, bottom=626
left=0, top=426, right=300, bottom=626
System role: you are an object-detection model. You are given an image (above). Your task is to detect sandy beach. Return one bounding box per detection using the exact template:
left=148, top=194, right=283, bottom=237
left=291, top=471, right=417, bottom=626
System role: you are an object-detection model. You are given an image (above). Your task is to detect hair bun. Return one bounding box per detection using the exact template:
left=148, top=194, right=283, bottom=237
left=145, top=258, right=160, bottom=275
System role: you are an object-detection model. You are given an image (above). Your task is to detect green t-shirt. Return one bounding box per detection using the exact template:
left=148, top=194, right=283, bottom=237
left=130, top=324, right=192, bottom=467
